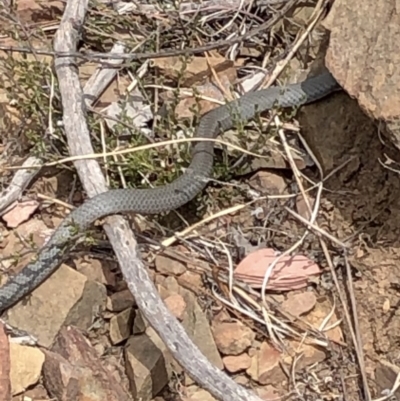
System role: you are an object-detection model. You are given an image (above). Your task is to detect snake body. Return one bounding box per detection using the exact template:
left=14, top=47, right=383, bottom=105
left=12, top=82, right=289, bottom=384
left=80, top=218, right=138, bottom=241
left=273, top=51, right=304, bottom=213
left=0, top=72, right=340, bottom=313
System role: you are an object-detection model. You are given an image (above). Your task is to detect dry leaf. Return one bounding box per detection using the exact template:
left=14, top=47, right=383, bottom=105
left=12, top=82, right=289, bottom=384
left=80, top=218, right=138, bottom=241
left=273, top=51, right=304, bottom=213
left=234, top=248, right=321, bottom=291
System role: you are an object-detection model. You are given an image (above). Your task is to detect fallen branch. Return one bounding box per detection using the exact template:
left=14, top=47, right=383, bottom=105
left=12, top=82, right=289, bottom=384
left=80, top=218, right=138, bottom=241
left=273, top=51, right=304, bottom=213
left=53, top=1, right=263, bottom=400
left=0, top=156, right=41, bottom=216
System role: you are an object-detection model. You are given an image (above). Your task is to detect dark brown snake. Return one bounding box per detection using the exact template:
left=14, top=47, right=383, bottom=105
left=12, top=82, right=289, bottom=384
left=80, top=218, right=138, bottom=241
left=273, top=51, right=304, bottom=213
left=0, top=71, right=340, bottom=313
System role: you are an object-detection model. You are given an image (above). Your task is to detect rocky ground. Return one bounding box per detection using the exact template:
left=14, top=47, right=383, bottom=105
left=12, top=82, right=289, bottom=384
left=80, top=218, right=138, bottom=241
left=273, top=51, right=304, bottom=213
left=1, top=0, right=400, bottom=401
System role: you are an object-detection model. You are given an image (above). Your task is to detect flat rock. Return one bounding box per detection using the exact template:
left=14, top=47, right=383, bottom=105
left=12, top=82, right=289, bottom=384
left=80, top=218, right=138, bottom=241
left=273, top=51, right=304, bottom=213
left=43, top=326, right=131, bottom=401
left=176, top=287, right=223, bottom=383
left=285, top=341, right=326, bottom=371
left=107, top=288, right=136, bottom=312
left=189, top=297, right=223, bottom=370
left=176, top=271, right=204, bottom=295
left=76, top=257, right=116, bottom=287
left=2, top=200, right=40, bottom=228
left=109, top=307, right=135, bottom=345
left=164, top=293, right=186, bottom=320
left=222, top=353, right=251, bottom=373
left=155, top=255, right=186, bottom=275
left=125, top=327, right=172, bottom=401
left=158, top=275, right=180, bottom=295
left=9, top=343, right=44, bottom=395
left=281, top=292, right=317, bottom=317
left=303, top=298, right=343, bottom=343
left=212, top=321, right=255, bottom=356
left=132, top=310, right=148, bottom=334
left=247, top=342, right=285, bottom=386
left=7, top=264, right=107, bottom=347
left=249, top=171, right=288, bottom=195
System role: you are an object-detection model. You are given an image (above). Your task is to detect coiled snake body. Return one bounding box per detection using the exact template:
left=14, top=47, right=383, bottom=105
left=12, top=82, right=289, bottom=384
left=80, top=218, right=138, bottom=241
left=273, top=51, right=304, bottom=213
left=0, top=72, right=340, bottom=313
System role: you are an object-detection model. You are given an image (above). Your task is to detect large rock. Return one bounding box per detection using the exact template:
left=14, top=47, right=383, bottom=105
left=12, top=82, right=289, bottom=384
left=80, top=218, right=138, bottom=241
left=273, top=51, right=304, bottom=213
left=324, top=0, right=400, bottom=147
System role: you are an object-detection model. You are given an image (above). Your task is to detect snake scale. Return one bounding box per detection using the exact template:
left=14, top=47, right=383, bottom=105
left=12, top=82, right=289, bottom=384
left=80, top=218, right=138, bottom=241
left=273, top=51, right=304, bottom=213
left=0, top=71, right=340, bottom=313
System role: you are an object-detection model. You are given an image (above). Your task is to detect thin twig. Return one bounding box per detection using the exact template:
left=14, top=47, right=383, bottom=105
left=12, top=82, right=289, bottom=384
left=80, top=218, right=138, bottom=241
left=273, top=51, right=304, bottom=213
left=344, top=253, right=371, bottom=401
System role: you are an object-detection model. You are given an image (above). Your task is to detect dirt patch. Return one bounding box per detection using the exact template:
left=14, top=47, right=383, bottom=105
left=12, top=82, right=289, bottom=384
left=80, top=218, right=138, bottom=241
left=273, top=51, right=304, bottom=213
left=300, top=89, right=400, bottom=397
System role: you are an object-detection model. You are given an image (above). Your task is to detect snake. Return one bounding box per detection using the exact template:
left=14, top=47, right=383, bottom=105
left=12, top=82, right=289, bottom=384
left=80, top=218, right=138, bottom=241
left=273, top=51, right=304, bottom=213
left=0, top=71, right=340, bottom=313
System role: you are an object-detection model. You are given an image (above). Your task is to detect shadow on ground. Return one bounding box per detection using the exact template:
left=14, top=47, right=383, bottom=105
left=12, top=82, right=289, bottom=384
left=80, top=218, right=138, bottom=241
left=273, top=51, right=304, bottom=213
left=300, top=91, right=400, bottom=395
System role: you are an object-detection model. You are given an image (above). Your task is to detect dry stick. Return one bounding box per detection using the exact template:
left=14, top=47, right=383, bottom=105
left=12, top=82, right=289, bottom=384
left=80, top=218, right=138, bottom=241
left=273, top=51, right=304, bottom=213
left=0, top=156, right=41, bottom=215
left=82, top=41, right=127, bottom=107
left=344, top=254, right=371, bottom=401
left=53, top=1, right=264, bottom=400
left=3, top=137, right=274, bottom=171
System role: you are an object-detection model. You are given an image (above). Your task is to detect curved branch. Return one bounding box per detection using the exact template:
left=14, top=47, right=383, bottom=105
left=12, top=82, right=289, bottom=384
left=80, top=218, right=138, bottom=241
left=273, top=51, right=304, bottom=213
left=52, top=1, right=263, bottom=400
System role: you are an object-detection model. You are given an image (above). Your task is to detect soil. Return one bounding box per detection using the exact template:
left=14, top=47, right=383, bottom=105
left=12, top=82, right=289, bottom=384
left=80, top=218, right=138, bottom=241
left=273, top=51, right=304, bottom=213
left=299, top=90, right=400, bottom=398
